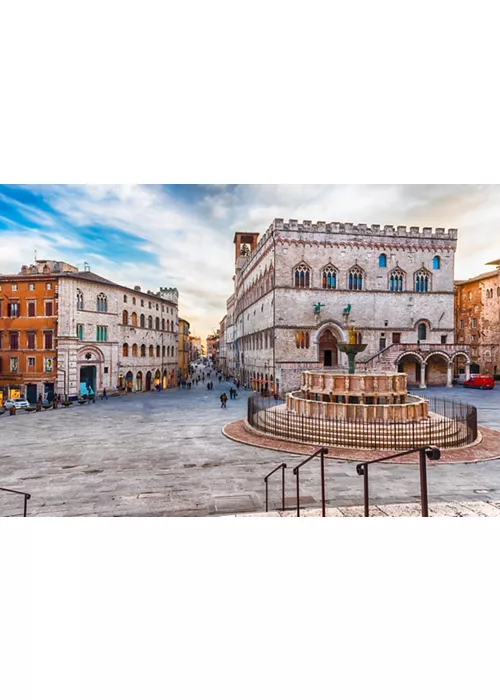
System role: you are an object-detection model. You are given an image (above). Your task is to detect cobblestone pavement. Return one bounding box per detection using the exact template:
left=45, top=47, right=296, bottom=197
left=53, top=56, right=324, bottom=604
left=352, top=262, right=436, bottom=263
left=1, top=381, right=500, bottom=516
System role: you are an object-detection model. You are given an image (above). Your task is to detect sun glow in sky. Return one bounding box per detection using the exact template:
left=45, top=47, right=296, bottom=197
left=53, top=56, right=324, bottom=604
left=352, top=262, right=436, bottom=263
left=1, top=184, right=498, bottom=338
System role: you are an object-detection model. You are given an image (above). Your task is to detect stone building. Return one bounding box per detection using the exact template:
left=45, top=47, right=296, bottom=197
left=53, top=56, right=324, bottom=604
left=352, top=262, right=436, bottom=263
left=1, top=259, right=179, bottom=402
left=455, top=260, right=500, bottom=377
left=177, top=318, right=190, bottom=379
left=226, top=219, right=470, bottom=395
left=225, top=294, right=235, bottom=378
left=217, top=316, right=227, bottom=374
left=0, top=262, right=61, bottom=404
left=206, top=333, right=219, bottom=363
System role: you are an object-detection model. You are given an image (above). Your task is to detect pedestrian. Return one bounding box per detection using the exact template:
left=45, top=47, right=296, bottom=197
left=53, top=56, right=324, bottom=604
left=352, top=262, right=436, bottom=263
left=102, top=388, right=108, bottom=400
left=207, top=382, right=210, bottom=391
left=220, top=392, right=228, bottom=408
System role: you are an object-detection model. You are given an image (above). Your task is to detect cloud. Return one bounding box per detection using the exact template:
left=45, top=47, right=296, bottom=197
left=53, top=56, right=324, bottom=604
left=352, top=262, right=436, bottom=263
left=1, top=184, right=499, bottom=338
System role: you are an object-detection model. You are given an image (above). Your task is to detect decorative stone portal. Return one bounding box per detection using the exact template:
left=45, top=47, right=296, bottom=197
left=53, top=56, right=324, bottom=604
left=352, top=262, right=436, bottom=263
left=318, top=329, right=338, bottom=367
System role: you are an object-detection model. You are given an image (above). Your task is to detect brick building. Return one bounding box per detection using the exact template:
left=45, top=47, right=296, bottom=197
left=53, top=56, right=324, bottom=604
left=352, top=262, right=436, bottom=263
left=455, top=261, right=500, bottom=377
left=225, top=219, right=470, bottom=395
left=177, top=318, right=190, bottom=379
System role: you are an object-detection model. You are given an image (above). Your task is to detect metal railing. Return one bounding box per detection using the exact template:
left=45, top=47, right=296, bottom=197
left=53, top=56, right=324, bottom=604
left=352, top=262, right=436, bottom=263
left=0, top=487, right=31, bottom=517
left=248, top=395, right=478, bottom=449
left=356, top=446, right=441, bottom=517
left=264, top=463, right=286, bottom=512
left=292, top=447, right=329, bottom=517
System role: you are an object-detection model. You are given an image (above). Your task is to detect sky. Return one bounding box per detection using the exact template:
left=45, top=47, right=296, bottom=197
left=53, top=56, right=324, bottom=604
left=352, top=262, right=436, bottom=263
left=0, top=184, right=499, bottom=339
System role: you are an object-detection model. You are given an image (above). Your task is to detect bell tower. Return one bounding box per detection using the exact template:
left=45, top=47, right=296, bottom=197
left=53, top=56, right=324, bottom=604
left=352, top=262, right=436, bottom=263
left=233, top=232, right=260, bottom=268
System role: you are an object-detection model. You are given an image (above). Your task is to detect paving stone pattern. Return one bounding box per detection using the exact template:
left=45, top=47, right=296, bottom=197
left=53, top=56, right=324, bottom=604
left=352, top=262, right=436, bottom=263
left=1, top=383, right=500, bottom=517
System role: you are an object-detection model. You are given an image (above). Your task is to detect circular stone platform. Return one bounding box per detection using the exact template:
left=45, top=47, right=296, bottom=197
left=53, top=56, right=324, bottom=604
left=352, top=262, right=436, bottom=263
left=223, top=419, right=500, bottom=465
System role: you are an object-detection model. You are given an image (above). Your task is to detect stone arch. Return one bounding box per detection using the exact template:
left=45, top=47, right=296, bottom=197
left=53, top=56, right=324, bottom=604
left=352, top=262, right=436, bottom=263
left=426, top=351, right=452, bottom=364
left=162, top=370, right=168, bottom=389
left=426, top=352, right=450, bottom=387
left=395, top=351, right=425, bottom=388
left=145, top=371, right=152, bottom=391
left=136, top=371, right=143, bottom=391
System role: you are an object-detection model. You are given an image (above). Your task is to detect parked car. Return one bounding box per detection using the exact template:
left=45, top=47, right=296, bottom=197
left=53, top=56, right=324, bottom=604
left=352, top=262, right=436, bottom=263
left=463, top=375, right=495, bottom=390
left=3, top=398, right=31, bottom=409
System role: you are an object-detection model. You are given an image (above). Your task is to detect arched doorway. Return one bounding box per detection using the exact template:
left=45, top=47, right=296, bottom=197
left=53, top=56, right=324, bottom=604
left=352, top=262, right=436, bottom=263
left=154, top=370, right=161, bottom=388
left=397, top=353, right=425, bottom=387
left=318, top=329, right=338, bottom=367
left=426, top=353, right=449, bottom=386
left=136, top=371, right=143, bottom=391
left=125, top=371, right=133, bottom=392
left=145, top=371, right=152, bottom=391
left=162, top=370, right=168, bottom=389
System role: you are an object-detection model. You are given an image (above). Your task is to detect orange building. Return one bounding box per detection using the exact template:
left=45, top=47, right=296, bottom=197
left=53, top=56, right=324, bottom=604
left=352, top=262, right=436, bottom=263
left=0, top=266, right=59, bottom=404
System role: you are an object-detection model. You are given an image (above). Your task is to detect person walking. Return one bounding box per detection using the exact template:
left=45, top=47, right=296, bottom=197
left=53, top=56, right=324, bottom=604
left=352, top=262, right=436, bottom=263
left=102, top=388, right=108, bottom=400
left=220, top=392, right=228, bottom=408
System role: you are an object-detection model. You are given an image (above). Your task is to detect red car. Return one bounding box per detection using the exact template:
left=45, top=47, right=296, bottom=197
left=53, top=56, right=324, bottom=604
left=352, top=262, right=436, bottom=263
left=463, top=375, right=495, bottom=390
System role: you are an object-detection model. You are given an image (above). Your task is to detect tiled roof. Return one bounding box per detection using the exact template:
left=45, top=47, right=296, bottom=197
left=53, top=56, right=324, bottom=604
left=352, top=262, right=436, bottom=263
left=454, top=270, right=498, bottom=285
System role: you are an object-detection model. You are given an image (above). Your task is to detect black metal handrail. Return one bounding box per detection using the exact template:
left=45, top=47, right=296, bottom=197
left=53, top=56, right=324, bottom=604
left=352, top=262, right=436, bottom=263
left=0, top=486, right=31, bottom=517
left=292, top=447, right=329, bottom=517
left=264, top=463, right=287, bottom=512
left=356, top=446, right=441, bottom=517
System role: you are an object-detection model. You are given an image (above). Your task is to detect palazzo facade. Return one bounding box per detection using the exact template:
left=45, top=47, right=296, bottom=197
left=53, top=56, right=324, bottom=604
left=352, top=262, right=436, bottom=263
left=224, top=219, right=471, bottom=396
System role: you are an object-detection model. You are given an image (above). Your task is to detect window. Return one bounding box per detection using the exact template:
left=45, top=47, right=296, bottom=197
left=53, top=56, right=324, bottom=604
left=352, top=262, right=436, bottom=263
left=392, top=332, right=401, bottom=344
left=156, top=345, right=160, bottom=357
left=472, top=318, right=477, bottom=328
left=131, top=312, right=138, bottom=326
left=379, top=337, right=386, bottom=351
left=29, top=283, right=35, bottom=291
left=471, top=334, right=477, bottom=342
left=378, top=253, right=387, bottom=268
left=132, top=297, right=136, bottom=305
left=45, top=300, right=54, bottom=316
left=433, top=255, right=441, bottom=270
left=122, top=343, right=129, bottom=357
left=155, top=317, right=160, bottom=330
left=468, top=292, right=472, bottom=301
left=418, top=323, right=427, bottom=341
left=46, top=283, right=52, bottom=290
left=10, top=357, right=19, bottom=372
left=44, top=357, right=53, bottom=373
left=149, top=345, right=154, bottom=357
left=77, top=324, right=83, bottom=340
left=348, top=267, right=363, bottom=291
left=162, top=319, right=165, bottom=331
left=28, top=301, right=36, bottom=317
left=162, top=346, right=166, bottom=357
left=26, top=332, right=36, bottom=349
left=441, top=335, right=448, bottom=344
left=27, top=357, right=36, bottom=370
left=12, top=283, right=18, bottom=291
left=123, top=294, right=128, bottom=302
left=389, top=269, right=404, bottom=292
left=140, top=344, right=146, bottom=357
left=322, top=265, right=337, bottom=289
left=121, top=310, right=128, bottom=325
left=354, top=332, right=362, bottom=344
left=97, top=293, right=108, bottom=313
left=415, top=270, right=430, bottom=293
left=294, top=263, right=311, bottom=288
left=295, top=331, right=310, bottom=349
left=141, top=299, right=144, bottom=307
left=96, top=326, right=108, bottom=342
left=132, top=343, right=138, bottom=357
left=460, top=319, right=464, bottom=329
left=156, top=304, right=159, bottom=311
left=148, top=301, right=152, bottom=309
left=44, top=331, right=53, bottom=349
left=148, top=316, right=153, bottom=329
left=7, top=302, right=20, bottom=317
left=140, top=314, right=145, bottom=328
left=167, top=346, right=170, bottom=357
left=76, top=289, right=84, bottom=309
left=10, top=332, right=19, bottom=350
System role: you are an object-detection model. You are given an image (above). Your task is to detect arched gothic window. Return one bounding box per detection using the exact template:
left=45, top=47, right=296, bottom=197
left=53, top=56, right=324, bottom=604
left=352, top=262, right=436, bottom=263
left=379, top=253, right=387, bottom=268
left=140, top=314, right=145, bottom=328
left=295, top=331, right=310, bottom=349
left=354, top=332, right=362, bottom=344
left=433, top=255, right=441, bottom=270
left=418, top=323, right=427, bottom=341
left=149, top=345, right=154, bottom=357
left=132, top=343, right=138, bottom=357
left=132, top=297, right=136, bottom=305
left=140, top=344, right=146, bottom=357
left=155, top=317, right=160, bottom=330
left=167, top=346, right=170, bottom=357
left=148, top=316, right=153, bottom=329
left=415, top=270, right=430, bottom=293
left=131, top=312, right=138, bottom=326
left=322, top=265, right=337, bottom=289
left=389, top=269, right=404, bottom=292
left=97, top=293, right=107, bottom=313
left=162, top=319, right=165, bottom=331
left=122, top=310, right=128, bottom=325
left=156, top=345, right=160, bottom=357
left=348, top=267, right=363, bottom=291
left=294, top=263, right=311, bottom=288
left=76, top=289, right=84, bottom=310
left=122, top=343, right=129, bottom=357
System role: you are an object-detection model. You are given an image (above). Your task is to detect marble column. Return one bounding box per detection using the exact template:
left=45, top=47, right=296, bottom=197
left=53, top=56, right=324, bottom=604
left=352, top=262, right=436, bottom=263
left=446, top=363, right=453, bottom=388
left=465, top=362, right=471, bottom=381
left=419, top=362, right=427, bottom=389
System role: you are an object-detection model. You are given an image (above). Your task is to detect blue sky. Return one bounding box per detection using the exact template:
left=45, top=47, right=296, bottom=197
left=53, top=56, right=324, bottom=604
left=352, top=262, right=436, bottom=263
left=1, top=184, right=499, bottom=338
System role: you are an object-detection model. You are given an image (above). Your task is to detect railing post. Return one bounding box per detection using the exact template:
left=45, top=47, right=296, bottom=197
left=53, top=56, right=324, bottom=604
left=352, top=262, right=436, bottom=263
left=281, top=465, right=286, bottom=512
left=320, top=449, right=326, bottom=517
left=419, top=448, right=429, bottom=517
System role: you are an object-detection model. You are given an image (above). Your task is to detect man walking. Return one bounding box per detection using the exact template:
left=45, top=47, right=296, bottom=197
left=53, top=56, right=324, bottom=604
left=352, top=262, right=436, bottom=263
left=220, top=392, right=228, bottom=408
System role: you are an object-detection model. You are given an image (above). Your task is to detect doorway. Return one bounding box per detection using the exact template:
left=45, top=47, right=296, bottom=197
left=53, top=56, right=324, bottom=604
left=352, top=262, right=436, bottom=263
left=146, top=371, right=152, bottom=391
left=27, top=383, right=38, bottom=403
left=80, top=366, right=96, bottom=396
left=318, top=329, right=338, bottom=367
